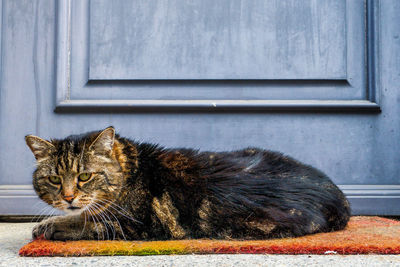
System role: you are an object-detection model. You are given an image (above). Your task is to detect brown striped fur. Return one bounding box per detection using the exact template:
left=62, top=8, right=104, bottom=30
left=25, top=127, right=350, bottom=241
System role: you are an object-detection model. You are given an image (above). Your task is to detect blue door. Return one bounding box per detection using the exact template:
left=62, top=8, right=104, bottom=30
left=0, top=0, right=399, bottom=215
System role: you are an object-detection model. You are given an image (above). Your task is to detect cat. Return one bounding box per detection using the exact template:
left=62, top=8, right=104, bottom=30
left=25, top=126, right=350, bottom=241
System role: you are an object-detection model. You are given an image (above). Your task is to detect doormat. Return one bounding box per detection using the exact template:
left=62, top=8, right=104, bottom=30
left=19, top=216, right=400, bottom=256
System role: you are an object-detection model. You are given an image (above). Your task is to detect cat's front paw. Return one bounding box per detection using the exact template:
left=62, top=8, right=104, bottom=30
left=32, top=216, right=57, bottom=240
left=32, top=216, right=83, bottom=241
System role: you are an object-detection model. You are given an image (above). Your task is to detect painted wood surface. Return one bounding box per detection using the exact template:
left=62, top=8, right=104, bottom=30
left=0, top=0, right=399, bottom=215
left=90, top=0, right=346, bottom=80
left=64, top=0, right=368, bottom=107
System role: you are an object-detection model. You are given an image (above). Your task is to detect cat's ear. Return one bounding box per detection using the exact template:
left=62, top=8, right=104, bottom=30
left=88, top=127, right=115, bottom=155
left=25, top=135, right=55, bottom=161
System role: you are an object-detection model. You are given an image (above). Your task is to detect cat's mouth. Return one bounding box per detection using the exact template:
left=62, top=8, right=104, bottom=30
left=67, top=206, right=81, bottom=210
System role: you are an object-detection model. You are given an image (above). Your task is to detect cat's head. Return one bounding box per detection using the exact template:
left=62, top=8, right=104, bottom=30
left=25, top=127, right=124, bottom=215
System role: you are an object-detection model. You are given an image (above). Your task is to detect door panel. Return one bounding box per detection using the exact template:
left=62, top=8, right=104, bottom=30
left=90, top=0, right=347, bottom=80
left=59, top=0, right=376, bottom=111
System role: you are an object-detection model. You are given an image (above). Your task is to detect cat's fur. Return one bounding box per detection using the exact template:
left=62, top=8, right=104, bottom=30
left=25, top=127, right=350, bottom=241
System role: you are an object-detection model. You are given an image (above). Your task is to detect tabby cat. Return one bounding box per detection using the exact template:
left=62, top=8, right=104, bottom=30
left=25, top=127, right=350, bottom=241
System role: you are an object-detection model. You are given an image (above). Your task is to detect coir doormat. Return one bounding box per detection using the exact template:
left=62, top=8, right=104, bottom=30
left=19, top=216, right=400, bottom=256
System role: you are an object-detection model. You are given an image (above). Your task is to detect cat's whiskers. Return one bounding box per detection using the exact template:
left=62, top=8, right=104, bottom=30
left=91, top=197, right=126, bottom=240
left=96, top=198, right=142, bottom=224
left=31, top=206, right=50, bottom=223
left=84, top=196, right=110, bottom=215
left=104, top=204, right=127, bottom=239
left=96, top=198, right=129, bottom=216
left=44, top=209, right=56, bottom=238
left=31, top=201, right=45, bottom=210
left=91, top=201, right=115, bottom=240
left=104, top=208, right=127, bottom=241
left=101, top=210, right=117, bottom=240
left=86, top=206, right=101, bottom=241
left=31, top=205, right=54, bottom=223
left=91, top=206, right=105, bottom=240
left=98, top=208, right=117, bottom=240
left=90, top=202, right=110, bottom=240
left=84, top=194, right=104, bottom=240
left=79, top=209, right=88, bottom=238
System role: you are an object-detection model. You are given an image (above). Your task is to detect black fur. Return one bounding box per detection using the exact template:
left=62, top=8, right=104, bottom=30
left=27, top=128, right=351, bottom=240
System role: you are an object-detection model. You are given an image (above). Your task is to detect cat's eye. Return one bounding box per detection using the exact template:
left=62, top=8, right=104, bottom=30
left=48, top=176, right=61, bottom=184
left=78, top=173, right=92, bottom=182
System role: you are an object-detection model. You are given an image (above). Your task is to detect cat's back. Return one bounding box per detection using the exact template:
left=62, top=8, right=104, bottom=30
left=198, top=147, right=345, bottom=201
left=198, top=147, right=316, bottom=179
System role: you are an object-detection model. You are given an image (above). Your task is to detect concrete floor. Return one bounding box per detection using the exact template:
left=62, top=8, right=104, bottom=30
left=1, top=223, right=400, bottom=267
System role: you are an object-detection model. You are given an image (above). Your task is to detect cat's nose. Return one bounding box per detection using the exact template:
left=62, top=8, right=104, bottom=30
left=63, top=195, right=75, bottom=204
